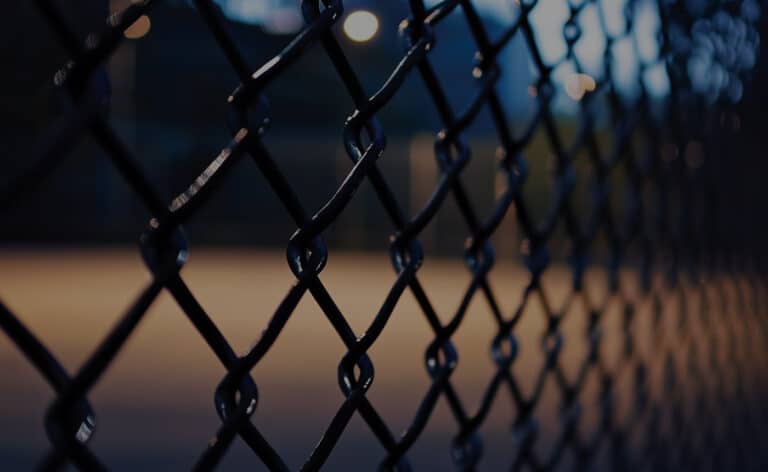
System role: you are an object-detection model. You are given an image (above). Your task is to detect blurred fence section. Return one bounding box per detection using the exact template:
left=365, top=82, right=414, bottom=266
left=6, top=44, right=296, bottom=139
left=2, top=0, right=768, bottom=470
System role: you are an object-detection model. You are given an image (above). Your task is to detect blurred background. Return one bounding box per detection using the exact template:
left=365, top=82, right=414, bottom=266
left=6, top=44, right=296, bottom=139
left=1, top=0, right=678, bottom=254
left=2, top=0, right=768, bottom=470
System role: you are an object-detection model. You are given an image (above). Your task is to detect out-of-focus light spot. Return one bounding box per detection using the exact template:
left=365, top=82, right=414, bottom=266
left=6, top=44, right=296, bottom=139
left=565, top=80, right=585, bottom=101
left=124, top=15, right=150, bottom=39
left=529, top=0, right=570, bottom=64
left=611, top=37, right=639, bottom=97
left=742, top=0, right=761, bottom=21
left=727, top=77, right=743, bottom=103
left=573, top=5, right=605, bottom=77
left=425, top=0, right=519, bottom=22
left=343, top=10, right=379, bottom=43
left=601, top=0, right=628, bottom=37
left=565, top=73, right=596, bottom=100
left=644, top=63, right=670, bottom=99
left=263, top=8, right=303, bottom=35
left=219, top=0, right=269, bottom=24
left=635, top=0, right=660, bottom=63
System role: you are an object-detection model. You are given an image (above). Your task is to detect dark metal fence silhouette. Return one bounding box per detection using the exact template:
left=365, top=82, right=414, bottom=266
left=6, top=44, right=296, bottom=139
left=2, top=0, right=768, bottom=470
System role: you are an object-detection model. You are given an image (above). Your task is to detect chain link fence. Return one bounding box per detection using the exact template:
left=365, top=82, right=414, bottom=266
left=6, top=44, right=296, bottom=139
left=2, top=0, right=768, bottom=469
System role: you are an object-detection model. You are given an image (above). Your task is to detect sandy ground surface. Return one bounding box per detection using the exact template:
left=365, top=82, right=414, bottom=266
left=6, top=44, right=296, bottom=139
left=0, top=248, right=671, bottom=470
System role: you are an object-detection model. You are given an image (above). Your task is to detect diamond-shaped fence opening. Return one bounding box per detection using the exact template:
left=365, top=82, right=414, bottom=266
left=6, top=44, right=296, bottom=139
left=1, top=0, right=768, bottom=470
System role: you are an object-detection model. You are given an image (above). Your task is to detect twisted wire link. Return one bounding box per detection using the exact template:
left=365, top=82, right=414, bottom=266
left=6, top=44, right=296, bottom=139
left=1, top=0, right=767, bottom=470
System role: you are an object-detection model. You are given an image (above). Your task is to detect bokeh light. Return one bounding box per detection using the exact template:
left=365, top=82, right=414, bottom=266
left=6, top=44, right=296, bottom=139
left=564, top=73, right=596, bottom=101
left=343, top=10, right=379, bottom=43
left=124, top=15, right=151, bottom=40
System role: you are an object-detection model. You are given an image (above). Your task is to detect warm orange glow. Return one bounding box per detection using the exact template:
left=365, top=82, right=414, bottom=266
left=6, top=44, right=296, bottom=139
left=565, top=73, right=597, bottom=100
left=124, top=14, right=151, bottom=39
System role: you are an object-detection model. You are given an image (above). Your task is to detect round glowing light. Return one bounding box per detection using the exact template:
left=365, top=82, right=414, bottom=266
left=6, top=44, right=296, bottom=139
left=124, top=14, right=151, bottom=39
left=343, top=10, right=379, bottom=43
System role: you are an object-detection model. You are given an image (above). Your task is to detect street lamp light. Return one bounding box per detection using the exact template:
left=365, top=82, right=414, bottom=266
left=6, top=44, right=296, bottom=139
left=343, top=10, right=379, bottom=43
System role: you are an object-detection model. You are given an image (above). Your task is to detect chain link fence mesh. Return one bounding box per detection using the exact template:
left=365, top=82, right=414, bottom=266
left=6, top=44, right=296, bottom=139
left=2, top=0, right=768, bottom=469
